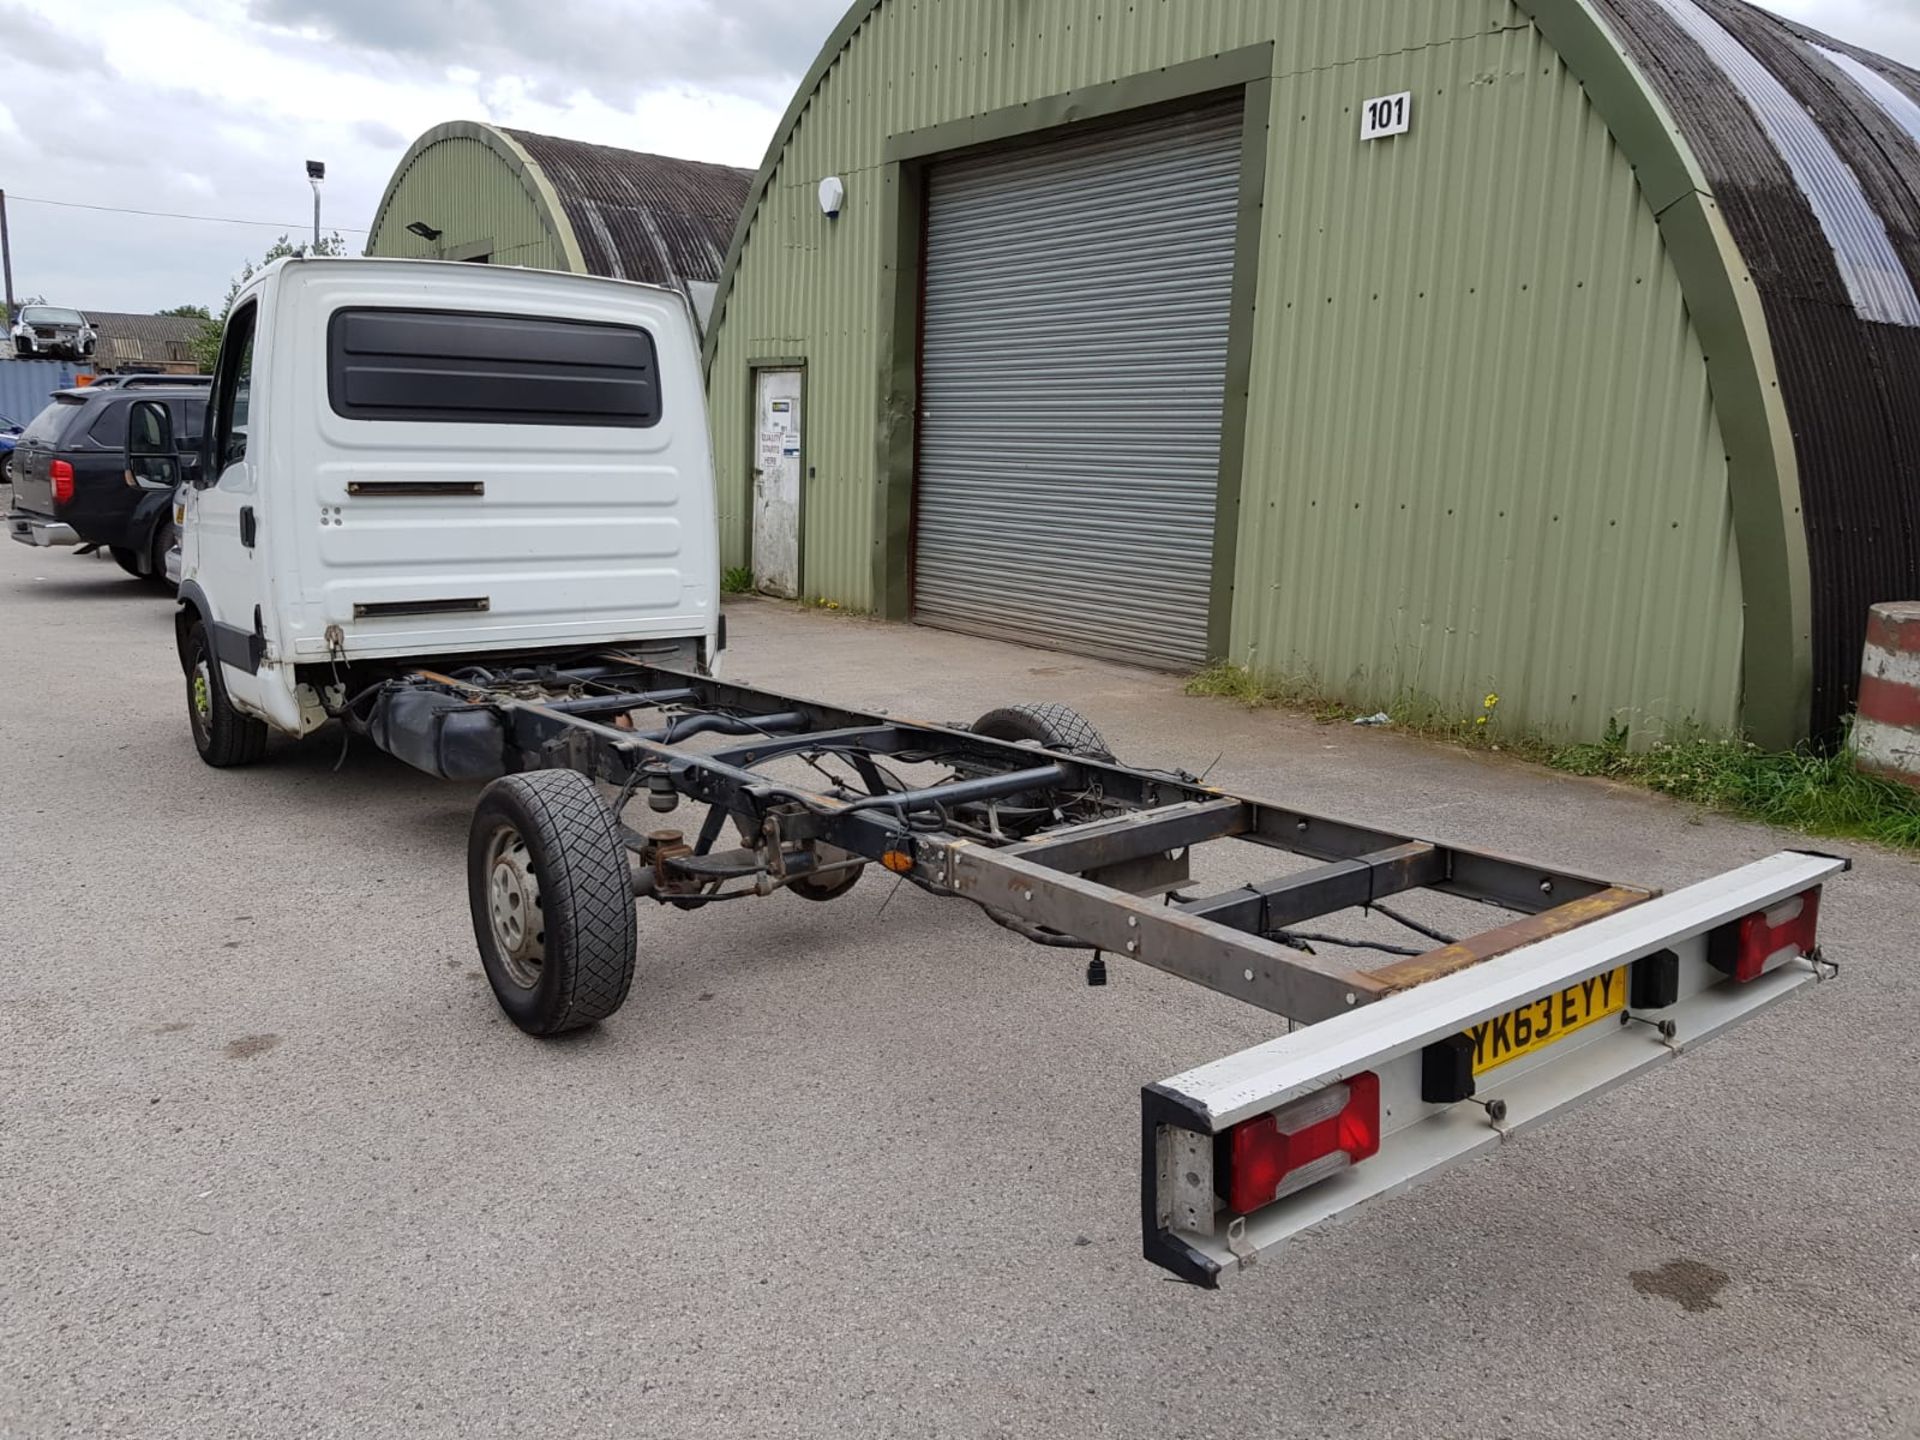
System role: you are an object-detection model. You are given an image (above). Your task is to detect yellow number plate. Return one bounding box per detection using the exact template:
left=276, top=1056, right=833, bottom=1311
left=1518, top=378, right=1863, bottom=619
left=1466, top=967, right=1627, bottom=1076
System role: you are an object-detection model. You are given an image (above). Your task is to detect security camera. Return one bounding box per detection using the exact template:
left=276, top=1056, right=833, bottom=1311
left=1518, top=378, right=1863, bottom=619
left=306, top=159, right=326, bottom=183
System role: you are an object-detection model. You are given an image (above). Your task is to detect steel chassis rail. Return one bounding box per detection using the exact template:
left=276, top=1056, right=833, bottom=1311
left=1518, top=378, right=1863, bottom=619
left=383, top=656, right=1652, bottom=1028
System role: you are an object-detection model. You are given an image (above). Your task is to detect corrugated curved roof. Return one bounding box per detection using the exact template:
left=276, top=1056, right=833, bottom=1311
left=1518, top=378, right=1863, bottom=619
left=500, top=128, right=751, bottom=291
left=1591, top=0, right=1920, bottom=736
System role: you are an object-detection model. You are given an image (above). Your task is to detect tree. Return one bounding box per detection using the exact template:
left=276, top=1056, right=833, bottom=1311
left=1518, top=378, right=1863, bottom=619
left=191, top=232, right=349, bottom=370
left=158, top=304, right=210, bottom=319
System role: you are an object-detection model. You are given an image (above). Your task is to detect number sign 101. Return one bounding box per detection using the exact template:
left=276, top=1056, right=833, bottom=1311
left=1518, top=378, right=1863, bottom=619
left=1361, top=92, right=1412, bottom=142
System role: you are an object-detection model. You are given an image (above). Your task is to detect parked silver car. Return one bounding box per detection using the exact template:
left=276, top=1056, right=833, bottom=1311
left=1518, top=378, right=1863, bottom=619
left=11, top=305, right=97, bottom=361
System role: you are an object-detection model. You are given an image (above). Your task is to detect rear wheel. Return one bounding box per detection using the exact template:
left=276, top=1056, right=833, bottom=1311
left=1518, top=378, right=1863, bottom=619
left=184, top=621, right=268, bottom=767
left=970, top=702, right=1114, bottom=760
left=469, top=770, right=638, bottom=1036
left=967, top=702, right=1116, bottom=813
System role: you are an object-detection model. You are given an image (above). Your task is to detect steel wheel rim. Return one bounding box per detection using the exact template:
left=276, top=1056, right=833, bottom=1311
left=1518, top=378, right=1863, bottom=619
left=485, top=825, right=545, bottom=989
left=189, top=660, right=213, bottom=746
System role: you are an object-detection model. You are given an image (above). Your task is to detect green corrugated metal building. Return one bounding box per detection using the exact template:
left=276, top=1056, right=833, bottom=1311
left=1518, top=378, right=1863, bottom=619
left=700, top=0, right=1920, bottom=749
left=367, top=121, right=752, bottom=321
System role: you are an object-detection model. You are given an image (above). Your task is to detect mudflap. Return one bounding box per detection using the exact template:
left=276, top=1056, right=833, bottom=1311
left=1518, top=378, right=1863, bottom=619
left=367, top=686, right=512, bottom=781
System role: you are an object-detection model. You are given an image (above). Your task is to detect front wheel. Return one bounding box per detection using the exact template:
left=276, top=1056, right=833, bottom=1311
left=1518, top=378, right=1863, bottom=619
left=469, top=770, right=638, bottom=1036
left=146, top=519, right=177, bottom=591
left=184, top=621, right=268, bottom=767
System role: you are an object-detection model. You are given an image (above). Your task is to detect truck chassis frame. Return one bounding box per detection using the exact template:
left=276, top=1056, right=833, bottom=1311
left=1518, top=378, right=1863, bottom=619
left=354, top=649, right=1844, bottom=1286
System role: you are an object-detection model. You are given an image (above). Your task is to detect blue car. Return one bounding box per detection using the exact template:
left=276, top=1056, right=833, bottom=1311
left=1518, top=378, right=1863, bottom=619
left=0, top=413, right=23, bottom=483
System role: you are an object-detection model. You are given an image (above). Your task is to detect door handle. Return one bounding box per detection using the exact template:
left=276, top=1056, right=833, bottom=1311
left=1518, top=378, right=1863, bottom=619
left=239, top=505, right=256, bottom=548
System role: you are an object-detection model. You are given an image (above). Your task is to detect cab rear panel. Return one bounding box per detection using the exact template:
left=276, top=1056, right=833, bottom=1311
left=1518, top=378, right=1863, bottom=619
left=260, top=262, right=718, bottom=667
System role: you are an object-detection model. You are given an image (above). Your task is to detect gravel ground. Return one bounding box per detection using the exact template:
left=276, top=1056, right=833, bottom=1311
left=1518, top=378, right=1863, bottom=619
left=2, top=548, right=1917, bottom=1439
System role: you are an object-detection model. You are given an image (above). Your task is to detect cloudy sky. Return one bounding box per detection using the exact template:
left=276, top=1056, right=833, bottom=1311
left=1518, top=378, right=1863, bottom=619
left=0, top=0, right=1914, bottom=316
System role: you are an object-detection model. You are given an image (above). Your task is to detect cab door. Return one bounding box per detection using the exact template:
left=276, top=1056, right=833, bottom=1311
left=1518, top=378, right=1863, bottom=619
left=188, top=297, right=267, bottom=710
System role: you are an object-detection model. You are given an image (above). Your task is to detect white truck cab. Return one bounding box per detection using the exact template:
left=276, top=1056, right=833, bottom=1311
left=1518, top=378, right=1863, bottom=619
left=173, top=257, right=720, bottom=762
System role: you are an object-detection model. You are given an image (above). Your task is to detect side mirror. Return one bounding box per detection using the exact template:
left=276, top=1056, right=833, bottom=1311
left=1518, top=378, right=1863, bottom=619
left=127, top=399, right=174, bottom=456
left=126, top=399, right=180, bottom=490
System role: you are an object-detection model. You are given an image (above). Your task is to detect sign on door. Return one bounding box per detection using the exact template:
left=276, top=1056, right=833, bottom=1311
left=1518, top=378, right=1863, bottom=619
left=752, top=368, right=803, bottom=599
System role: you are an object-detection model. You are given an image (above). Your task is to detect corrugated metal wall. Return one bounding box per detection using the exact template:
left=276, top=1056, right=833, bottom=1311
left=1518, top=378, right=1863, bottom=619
left=0, top=360, right=84, bottom=427
left=367, top=135, right=570, bottom=272
left=707, top=0, right=1745, bottom=739
left=1237, top=20, right=1741, bottom=738
left=915, top=99, right=1243, bottom=665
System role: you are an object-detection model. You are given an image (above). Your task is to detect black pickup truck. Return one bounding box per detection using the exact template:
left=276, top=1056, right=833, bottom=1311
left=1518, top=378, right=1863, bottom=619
left=5, top=385, right=205, bottom=585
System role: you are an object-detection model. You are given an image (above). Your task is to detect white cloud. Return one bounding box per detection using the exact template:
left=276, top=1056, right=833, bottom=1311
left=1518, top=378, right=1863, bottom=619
left=0, top=0, right=832, bottom=313
left=1751, top=0, right=1920, bottom=64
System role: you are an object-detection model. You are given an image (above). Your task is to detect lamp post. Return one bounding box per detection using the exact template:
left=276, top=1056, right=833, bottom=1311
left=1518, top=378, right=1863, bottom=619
left=306, top=160, right=325, bottom=251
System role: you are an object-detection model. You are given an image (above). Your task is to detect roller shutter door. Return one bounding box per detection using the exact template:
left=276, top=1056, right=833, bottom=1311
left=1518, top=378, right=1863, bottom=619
left=913, top=98, right=1243, bottom=666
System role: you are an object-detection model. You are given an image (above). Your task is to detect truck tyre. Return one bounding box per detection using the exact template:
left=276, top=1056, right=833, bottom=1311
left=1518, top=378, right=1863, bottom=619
left=469, top=769, right=638, bottom=1036
left=970, top=702, right=1115, bottom=761
left=146, top=519, right=177, bottom=591
left=184, top=621, right=268, bottom=767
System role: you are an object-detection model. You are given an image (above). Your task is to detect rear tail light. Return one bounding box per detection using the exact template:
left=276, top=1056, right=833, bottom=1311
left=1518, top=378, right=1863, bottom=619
left=1225, top=1072, right=1381, bottom=1214
left=1710, top=887, right=1821, bottom=983
left=49, top=459, right=74, bottom=505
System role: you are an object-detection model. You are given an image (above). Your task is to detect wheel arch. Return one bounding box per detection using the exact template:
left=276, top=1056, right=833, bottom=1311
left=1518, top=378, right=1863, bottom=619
left=174, top=578, right=212, bottom=671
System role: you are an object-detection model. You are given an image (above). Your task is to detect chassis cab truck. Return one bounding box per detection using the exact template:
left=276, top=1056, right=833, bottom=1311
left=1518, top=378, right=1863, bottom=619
left=170, top=256, right=719, bottom=764
left=173, top=258, right=1847, bottom=1287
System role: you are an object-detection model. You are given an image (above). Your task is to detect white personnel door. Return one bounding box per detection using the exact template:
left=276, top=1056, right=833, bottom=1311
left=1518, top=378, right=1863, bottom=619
left=752, top=368, right=803, bottom=598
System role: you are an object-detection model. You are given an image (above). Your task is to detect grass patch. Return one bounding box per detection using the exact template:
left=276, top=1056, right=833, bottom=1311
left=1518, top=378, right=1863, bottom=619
left=1186, top=663, right=1920, bottom=850
left=1549, top=728, right=1920, bottom=849
left=1185, top=660, right=1358, bottom=725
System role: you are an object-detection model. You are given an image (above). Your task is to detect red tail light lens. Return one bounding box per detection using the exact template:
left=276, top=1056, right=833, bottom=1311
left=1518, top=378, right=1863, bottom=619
left=49, top=459, right=74, bottom=505
left=1226, top=1072, right=1381, bottom=1215
left=1710, top=887, right=1821, bottom=983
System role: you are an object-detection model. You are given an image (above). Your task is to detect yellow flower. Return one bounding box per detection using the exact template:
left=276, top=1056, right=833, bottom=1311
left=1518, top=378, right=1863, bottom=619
left=1483, top=692, right=1500, bottom=710
left=1475, top=715, right=1488, bottom=726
